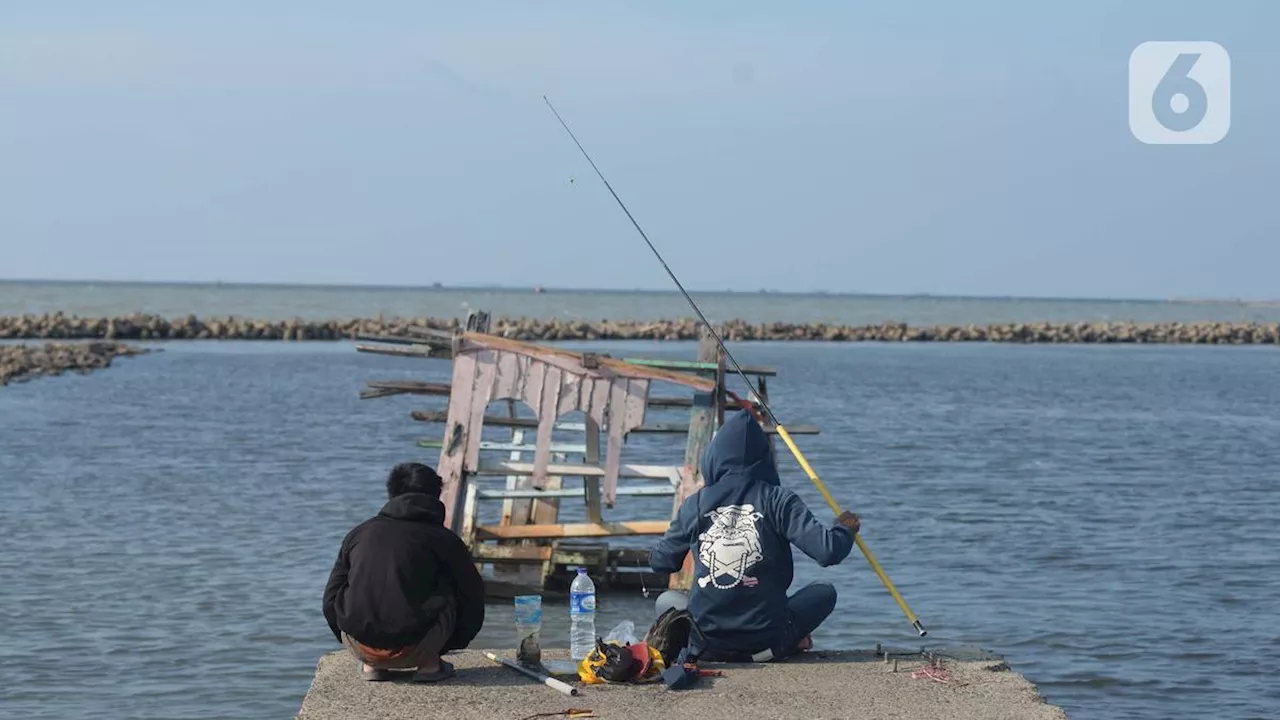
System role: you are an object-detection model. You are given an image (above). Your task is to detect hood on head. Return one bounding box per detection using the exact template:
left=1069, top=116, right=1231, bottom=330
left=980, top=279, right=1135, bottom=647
left=379, top=492, right=447, bottom=525
left=700, top=410, right=780, bottom=488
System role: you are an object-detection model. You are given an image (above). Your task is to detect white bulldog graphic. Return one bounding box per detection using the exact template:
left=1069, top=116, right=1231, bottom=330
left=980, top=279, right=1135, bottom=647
left=697, top=504, right=765, bottom=590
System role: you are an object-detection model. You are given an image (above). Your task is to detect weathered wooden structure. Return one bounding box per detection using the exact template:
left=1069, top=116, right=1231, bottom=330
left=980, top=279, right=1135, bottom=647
left=356, top=311, right=820, bottom=597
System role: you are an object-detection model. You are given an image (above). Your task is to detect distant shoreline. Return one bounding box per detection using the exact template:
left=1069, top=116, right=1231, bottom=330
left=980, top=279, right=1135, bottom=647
left=2, top=314, right=1277, bottom=345
left=2, top=278, right=1277, bottom=307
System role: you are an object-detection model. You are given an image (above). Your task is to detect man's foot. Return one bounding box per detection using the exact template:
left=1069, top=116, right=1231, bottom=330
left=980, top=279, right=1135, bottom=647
left=796, top=635, right=813, bottom=651
left=411, top=660, right=456, bottom=683
left=361, top=663, right=393, bottom=682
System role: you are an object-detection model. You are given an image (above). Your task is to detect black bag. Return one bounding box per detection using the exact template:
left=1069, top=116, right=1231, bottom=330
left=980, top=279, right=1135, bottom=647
left=591, top=637, right=640, bottom=682
left=643, top=608, right=704, bottom=666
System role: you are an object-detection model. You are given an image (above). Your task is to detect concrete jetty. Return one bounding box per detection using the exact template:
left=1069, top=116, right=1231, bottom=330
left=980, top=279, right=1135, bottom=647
left=296, top=648, right=1068, bottom=720
left=2, top=312, right=1279, bottom=344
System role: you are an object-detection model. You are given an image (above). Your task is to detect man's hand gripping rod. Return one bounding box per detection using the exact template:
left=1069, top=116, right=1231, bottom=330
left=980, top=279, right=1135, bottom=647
left=544, top=95, right=926, bottom=637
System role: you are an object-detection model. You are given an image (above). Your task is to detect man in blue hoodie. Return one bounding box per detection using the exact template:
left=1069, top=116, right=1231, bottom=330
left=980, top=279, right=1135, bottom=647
left=649, top=410, right=861, bottom=661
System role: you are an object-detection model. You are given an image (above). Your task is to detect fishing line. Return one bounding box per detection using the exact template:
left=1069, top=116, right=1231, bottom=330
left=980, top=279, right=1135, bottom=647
left=541, top=96, right=775, bottom=423
left=543, top=95, right=927, bottom=637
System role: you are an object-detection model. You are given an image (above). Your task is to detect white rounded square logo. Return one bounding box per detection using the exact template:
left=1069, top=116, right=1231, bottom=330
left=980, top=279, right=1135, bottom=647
left=1128, top=41, right=1231, bottom=145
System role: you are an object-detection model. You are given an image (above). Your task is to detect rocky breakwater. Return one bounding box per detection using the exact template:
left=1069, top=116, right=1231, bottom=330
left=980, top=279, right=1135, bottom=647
left=1, top=313, right=1278, bottom=344
left=0, top=342, right=152, bottom=387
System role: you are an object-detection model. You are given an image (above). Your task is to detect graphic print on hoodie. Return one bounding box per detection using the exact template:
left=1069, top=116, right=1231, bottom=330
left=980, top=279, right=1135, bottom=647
left=650, top=410, right=856, bottom=655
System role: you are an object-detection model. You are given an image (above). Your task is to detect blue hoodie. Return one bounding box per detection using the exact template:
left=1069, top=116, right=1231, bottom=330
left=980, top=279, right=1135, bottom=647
left=650, top=410, right=855, bottom=655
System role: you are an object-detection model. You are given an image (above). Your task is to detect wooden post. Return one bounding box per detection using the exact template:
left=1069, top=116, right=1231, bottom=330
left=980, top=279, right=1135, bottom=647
left=532, top=451, right=565, bottom=585
left=669, top=324, right=722, bottom=590
left=583, top=418, right=603, bottom=524
left=757, top=375, right=777, bottom=467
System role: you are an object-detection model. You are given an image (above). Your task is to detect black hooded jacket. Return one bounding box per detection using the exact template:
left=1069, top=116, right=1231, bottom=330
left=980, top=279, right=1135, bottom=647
left=650, top=410, right=854, bottom=655
left=322, top=493, right=485, bottom=651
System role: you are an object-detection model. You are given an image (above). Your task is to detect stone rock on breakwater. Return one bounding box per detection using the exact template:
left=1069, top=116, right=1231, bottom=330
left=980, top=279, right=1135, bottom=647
left=0, top=342, right=152, bottom=387
left=1, top=313, right=1278, bottom=344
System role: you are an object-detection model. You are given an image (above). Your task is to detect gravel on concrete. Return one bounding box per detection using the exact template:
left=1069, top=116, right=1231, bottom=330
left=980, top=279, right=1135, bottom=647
left=296, top=648, right=1069, bottom=720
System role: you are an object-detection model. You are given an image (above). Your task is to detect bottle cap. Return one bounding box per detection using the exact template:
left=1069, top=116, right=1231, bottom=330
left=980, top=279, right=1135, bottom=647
left=577, top=567, right=587, bottom=574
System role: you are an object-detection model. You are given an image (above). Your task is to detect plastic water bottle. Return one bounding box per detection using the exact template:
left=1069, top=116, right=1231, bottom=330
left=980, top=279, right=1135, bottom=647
left=569, top=568, right=597, bottom=660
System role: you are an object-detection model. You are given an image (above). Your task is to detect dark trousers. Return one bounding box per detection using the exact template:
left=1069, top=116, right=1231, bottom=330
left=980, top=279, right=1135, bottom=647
left=655, top=581, right=838, bottom=661
left=778, top=582, right=838, bottom=657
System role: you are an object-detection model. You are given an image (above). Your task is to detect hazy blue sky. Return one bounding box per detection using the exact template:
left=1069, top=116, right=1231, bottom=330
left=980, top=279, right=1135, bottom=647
left=2, top=1, right=1277, bottom=299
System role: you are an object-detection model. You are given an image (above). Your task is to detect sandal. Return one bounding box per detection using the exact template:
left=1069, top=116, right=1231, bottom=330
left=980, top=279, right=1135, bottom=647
left=362, top=667, right=393, bottom=682
left=412, top=660, right=455, bottom=683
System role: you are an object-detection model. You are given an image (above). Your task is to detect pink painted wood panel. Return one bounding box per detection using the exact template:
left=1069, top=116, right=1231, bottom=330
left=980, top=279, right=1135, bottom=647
left=438, top=350, right=478, bottom=532
left=531, top=366, right=562, bottom=489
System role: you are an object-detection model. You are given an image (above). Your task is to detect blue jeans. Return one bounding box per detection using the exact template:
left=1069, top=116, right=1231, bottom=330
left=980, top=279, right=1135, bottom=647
left=654, top=581, right=838, bottom=660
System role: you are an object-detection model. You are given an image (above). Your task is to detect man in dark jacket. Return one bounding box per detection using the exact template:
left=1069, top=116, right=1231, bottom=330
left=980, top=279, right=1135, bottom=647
left=323, top=462, right=485, bottom=682
left=650, top=410, right=860, bottom=661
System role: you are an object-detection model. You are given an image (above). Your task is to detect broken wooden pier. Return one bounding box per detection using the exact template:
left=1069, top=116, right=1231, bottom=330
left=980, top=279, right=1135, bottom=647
left=356, top=311, right=821, bottom=598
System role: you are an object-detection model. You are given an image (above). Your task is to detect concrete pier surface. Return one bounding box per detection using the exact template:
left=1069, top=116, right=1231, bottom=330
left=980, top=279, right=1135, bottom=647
left=296, top=647, right=1068, bottom=720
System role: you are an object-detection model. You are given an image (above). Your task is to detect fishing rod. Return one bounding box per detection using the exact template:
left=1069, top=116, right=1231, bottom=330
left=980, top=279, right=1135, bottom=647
left=542, top=95, right=927, bottom=637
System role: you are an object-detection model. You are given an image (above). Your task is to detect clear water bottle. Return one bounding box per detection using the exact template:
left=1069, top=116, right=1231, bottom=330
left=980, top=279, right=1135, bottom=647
left=569, top=567, right=597, bottom=660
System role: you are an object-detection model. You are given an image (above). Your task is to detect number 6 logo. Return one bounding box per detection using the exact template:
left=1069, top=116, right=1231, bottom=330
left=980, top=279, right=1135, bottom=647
left=1129, top=41, right=1230, bottom=145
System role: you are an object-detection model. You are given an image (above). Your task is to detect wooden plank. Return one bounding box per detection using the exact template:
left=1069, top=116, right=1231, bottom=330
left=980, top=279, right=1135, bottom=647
left=437, top=350, right=478, bottom=532
left=410, top=410, right=820, bottom=435
left=519, top=360, right=546, bottom=484
left=359, top=335, right=777, bottom=380
left=474, top=521, right=671, bottom=540
left=583, top=417, right=603, bottom=524
left=459, top=332, right=716, bottom=391
left=472, top=544, right=597, bottom=565
left=463, top=350, right=498, bottom=473
left=419, top=439, right=589, bottom=454
left=361, top=380, right=452, bottom=397
left=531, top=453, right=564, bottom=524
left=355, top=332, right=453, bottom=347
left=476, top=485, right=674, bottom=499
left=607, top=378, right=649, bottom=507
left=531, top=366, right=562, bottom=489
left=460, top=482, right=479, bottom=548
left=490, top=350, right=520, bottom=403
left=532, top=451, right=565, bottom=584
left=474, top=460, right=681, bottom=482
left=354, top=343, right=451, bottom=359
left=556, top=367, right=582, bottom=418
left=603, top=380, right=631, bottom=508
left=620, top=357, right=777, bottom=377
left=365, top=378, right=758, bottom=409
left=587, top=377, right=611, bottom=425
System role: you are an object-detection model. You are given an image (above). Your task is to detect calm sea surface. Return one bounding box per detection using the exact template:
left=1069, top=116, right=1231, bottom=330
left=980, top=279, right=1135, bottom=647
left=1, top=284, right=1279, bottom=720
left=3, top=280, right=1280, bottom=325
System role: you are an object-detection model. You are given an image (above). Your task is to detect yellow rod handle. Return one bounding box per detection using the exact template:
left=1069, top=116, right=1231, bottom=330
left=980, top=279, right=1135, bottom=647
left=775, top=424, right=927, bottom=636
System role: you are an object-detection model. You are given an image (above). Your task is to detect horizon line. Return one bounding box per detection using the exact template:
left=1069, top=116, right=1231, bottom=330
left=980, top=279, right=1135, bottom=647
left=1, top=276, right=1276, bottom=307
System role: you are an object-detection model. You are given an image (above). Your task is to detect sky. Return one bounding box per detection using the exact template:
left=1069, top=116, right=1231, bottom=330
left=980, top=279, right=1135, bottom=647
left=1, top=1, right=1277, bottom=300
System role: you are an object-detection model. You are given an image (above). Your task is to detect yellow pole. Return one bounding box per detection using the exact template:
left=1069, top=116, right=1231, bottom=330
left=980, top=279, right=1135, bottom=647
left=774, top=424, right=927, bottom=636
